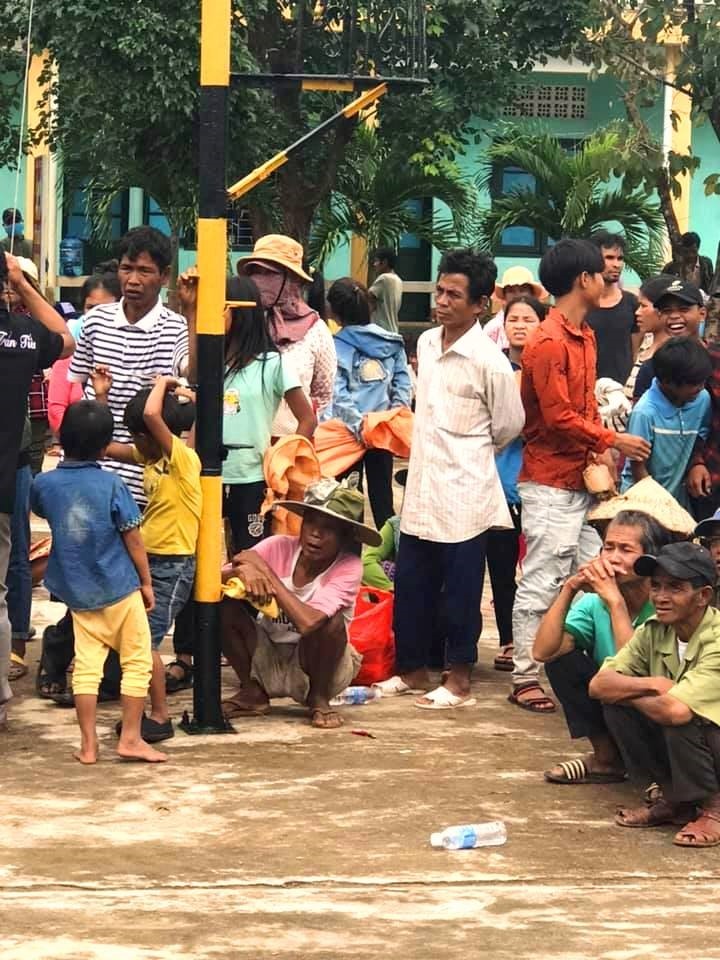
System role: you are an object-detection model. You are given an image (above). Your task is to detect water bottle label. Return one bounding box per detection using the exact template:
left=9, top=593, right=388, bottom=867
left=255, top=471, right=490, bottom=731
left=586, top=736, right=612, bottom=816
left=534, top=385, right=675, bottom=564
left=457, top=828, right=477, bottom=849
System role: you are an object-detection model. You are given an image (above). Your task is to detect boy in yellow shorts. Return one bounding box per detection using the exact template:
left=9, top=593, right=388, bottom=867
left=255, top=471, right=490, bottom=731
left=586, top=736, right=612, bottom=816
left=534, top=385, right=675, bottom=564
left=95, top=372, right=201, bottom=742
left=30, top=400, right=166, bottom=764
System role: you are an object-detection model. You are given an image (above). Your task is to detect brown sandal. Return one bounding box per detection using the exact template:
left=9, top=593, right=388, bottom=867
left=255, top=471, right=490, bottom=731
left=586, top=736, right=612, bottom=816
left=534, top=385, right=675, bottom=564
left=493, top=645, right=514, bottom=671
left=508, top=681, right=556, bottom=713
left=221, top=695, right=270, bottom=719
left=310, top=708, right=343, bottom=729
left=674, top=808, right=720, bottom=847
left=615, top=798, right=697, bottom=828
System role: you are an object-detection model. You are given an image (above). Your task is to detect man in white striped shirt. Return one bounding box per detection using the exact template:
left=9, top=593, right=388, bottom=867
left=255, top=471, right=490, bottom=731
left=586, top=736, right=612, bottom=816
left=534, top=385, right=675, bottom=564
left=377, top=248, right=525, bottom=709
left=68, top=227, right=189, bottom=506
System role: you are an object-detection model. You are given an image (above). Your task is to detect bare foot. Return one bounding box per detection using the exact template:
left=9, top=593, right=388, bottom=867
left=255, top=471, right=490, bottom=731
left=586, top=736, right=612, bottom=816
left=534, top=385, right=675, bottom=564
left=74, top=742, right=99, bottom=765
left=117, top=739, right=168, bottom=763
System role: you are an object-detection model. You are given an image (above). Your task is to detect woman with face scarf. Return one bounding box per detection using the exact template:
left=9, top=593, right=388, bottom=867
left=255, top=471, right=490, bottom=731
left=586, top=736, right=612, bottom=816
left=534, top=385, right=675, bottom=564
left=238, top=235, right=336, bottom=437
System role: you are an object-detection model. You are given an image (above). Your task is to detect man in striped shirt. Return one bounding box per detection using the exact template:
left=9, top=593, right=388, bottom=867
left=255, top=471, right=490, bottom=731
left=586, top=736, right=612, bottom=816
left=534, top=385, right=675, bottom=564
left=68, top=227, right=190, bottom=506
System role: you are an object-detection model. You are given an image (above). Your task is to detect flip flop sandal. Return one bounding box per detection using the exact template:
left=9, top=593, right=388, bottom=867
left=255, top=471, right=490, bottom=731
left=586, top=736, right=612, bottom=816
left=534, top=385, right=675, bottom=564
left=165, top=660, right=194, bottom=693
left=310, top=708, right=343, bottom=729
left=508, top=681, right=556, bottom=713
left=221, top=697, right=270, bottom=719
left=415, top=686, right=476, bottom=710
left=544, top=757, right=627, bottom=784
left=372, top=675, right=426, bottom=697
left=615, top=799, right=697, bottom=828
left=9, top=653, right=28, bottom=681
left=674, top=809, right=720, bottom=847
left=493, top=645, right=515, bottom=671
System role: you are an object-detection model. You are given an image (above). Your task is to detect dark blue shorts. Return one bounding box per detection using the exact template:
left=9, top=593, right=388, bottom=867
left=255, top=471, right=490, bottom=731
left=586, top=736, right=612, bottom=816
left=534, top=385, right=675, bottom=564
left=147, top=555, right=196, bottom=650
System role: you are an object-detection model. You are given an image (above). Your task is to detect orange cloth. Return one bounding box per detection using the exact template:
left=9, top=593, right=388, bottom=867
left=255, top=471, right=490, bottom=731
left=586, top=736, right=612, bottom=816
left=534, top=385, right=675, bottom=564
left=314, top=408, right=414, bottom=477
left=262, top=434, right=321, bottom=535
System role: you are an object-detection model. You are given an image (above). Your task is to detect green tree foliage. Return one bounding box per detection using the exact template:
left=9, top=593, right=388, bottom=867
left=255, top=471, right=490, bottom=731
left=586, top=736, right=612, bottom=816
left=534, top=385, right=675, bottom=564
left=307, top=126, right=474, bottom=272
left=476, top=126, right=666, bottom=278
left=0, top=0, right=593, bottom=254
left=576, top=0, right=720, bottom=248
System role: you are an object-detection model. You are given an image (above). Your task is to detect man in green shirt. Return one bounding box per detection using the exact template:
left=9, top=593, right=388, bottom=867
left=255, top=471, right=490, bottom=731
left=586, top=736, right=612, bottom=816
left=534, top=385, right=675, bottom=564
left=368, top=247, right=403, bottom=334
left=534, top=511, right=662, bottom=785
left=590, top=542, right=720, bottom=848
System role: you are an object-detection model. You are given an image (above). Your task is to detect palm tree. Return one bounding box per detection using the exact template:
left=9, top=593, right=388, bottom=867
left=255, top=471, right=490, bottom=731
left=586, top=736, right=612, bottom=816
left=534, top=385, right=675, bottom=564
left=308, top=125, right=475, bottom=274
left=475, top=126, right=666, bottom=278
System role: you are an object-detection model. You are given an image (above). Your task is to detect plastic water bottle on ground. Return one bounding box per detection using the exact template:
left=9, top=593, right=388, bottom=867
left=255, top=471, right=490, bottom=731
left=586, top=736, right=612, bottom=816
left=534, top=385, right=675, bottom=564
left=430, top=821, right=507, bottom=850
left=329, top=686, right=382, bottom=706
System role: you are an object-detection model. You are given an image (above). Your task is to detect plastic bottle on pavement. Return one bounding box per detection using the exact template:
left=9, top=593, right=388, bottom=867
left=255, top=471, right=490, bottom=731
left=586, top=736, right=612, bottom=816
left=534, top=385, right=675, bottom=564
left=329, top=686, right=382, bottom=706
left=430, top=821, right=507, bottom=850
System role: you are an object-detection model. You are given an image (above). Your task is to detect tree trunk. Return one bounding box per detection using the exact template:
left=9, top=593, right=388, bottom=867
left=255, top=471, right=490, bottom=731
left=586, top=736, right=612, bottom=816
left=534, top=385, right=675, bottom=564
left=623, top=91, right=681, bottom=248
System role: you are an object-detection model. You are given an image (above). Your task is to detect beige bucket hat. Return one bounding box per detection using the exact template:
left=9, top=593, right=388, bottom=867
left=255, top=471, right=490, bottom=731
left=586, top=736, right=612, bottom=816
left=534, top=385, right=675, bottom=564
left=493, top=266, right=547, bottom=302
left=237, top=234, right=313, bottom=284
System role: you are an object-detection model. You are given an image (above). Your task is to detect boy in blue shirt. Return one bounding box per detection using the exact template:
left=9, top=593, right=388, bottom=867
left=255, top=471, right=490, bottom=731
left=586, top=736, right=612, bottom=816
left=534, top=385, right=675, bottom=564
left=31, top=401, right=167, bottom=765
left=621, top=337, right=712, bottom=506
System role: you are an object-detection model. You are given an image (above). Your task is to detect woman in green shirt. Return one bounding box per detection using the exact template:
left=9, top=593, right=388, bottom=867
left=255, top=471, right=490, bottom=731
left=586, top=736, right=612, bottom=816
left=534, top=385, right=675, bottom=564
left=222, top=276, right=316, bottom=552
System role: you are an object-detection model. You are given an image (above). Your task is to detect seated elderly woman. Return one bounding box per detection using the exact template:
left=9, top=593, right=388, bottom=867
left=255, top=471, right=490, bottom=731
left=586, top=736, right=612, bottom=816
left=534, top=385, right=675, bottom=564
left=221, top=478, right=381, bottom=729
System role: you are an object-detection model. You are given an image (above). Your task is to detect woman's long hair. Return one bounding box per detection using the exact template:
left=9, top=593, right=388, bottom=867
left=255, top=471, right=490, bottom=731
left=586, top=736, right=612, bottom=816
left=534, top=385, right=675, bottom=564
left=225, top=276, right=276, bottom=386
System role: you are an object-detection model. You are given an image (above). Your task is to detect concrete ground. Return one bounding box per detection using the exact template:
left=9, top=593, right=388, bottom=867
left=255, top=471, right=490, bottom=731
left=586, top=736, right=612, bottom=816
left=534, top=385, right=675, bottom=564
left=5, top=586, right=720, bottom=960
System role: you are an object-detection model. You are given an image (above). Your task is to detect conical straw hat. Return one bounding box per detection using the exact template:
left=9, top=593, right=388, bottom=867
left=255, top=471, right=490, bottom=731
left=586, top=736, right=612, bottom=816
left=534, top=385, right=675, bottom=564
left=587, top=477, right=695, bottom=536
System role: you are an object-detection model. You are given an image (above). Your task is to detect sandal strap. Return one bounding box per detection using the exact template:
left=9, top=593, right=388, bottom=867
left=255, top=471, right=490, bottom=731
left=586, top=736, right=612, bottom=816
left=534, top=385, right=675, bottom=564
left=557, top=758, right=589, bottom=781
left=165, top=659, right=193, bottom=676
left=697, top=808, right=720, bottom=824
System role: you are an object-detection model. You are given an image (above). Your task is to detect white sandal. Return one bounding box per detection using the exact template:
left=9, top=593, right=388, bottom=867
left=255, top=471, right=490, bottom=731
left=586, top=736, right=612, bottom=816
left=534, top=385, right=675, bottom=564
left=372, top=675, right=426, bottom=697
left=414, top=685, right=476, bottom=710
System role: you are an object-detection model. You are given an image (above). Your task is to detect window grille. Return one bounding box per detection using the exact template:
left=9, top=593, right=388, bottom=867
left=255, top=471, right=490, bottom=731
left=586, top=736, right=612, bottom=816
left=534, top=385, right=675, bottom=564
left=503, top=85, right=587, bottom=120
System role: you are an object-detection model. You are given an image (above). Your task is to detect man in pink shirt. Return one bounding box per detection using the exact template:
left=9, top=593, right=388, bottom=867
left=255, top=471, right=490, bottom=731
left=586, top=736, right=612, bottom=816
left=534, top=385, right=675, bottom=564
left=220, top=478, right=381, bottom=729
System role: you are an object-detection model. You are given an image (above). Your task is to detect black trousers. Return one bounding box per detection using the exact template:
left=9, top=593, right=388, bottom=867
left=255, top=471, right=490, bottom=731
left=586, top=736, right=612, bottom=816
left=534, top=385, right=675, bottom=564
left=223, top=480, right=269, bottom=554
left=545, top=649, right=607, bottom=740
left=485, top=504, right=520, bottom=648
left=604, top=703, right=720, bottom=804
left=339, top=449, right=394, bottom=529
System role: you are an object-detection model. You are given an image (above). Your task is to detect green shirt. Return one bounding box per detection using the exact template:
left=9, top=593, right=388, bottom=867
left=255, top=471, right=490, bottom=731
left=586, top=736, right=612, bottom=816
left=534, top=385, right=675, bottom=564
left=564, top=594, right=655, bottom=666
left=600, top=606, right=720, bottom=727
left=362, top=516, right=400, bottom=590
left=222, top=352, right=300, bottom=484
left=1, top=236, right=33, bottom=259
left=369, top=272, right=402, bottom=334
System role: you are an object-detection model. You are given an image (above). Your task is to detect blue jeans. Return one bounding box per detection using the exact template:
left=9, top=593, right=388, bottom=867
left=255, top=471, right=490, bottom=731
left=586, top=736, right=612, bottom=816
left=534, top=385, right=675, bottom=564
left=393, top=531, right=488, bottom=673
left=147, top=555, right=196, bottom=650
left=8, top=465, right=32, bottom=641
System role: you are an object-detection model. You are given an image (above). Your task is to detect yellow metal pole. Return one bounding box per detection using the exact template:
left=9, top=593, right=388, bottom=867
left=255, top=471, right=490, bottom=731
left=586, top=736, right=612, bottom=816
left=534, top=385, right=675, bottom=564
left=184, top=0, right=233, bottom=733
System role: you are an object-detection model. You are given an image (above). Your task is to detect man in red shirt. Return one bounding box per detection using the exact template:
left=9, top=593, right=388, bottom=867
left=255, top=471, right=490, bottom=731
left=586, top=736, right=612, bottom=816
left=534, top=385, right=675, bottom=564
left=510, top=239, right=650, bottom=713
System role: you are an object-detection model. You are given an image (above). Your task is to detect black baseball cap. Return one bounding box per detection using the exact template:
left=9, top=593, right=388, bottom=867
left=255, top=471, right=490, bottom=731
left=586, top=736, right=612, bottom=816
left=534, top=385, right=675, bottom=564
left=694, top=509, right=720, bottom=540
left=634, top=541, right=716, bottom=586
left=653, top=279, right=704, bottom=308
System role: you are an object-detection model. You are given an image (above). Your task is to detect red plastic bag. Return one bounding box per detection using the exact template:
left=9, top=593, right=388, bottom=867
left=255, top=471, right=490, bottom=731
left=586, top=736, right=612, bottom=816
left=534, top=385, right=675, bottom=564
left=349, top=588, right=395, bottom=686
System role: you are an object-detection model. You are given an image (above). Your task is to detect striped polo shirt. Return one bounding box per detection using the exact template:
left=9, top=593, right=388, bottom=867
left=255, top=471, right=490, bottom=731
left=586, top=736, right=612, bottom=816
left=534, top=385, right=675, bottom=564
left=68, top=298, right=188, bottom=505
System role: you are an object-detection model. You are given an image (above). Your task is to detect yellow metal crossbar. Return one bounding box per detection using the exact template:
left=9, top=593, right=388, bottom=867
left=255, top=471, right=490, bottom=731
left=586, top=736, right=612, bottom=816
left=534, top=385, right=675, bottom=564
left=227, top=83, right=388, bottom=201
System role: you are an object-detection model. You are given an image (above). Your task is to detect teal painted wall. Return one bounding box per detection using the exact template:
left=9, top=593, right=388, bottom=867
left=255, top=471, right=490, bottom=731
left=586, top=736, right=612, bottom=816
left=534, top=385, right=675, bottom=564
left=687, top=121, right=720, bottom=264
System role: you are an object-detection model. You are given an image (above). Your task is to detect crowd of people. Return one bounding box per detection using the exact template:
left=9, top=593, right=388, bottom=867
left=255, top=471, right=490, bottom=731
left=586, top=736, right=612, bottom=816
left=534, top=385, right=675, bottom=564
left=4, top=220, right=720, bottom=848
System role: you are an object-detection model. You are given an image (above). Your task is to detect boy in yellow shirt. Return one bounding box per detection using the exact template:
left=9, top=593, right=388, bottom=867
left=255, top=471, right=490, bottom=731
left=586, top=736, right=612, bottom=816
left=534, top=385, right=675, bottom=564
left=95, top=371, right=202, bottom=742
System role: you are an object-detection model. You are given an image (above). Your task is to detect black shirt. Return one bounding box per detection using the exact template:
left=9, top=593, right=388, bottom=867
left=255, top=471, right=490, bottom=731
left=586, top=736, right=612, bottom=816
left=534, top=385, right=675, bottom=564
left=0, top=311, right=63, bottom=514
left=586, top=291, right=639, bottom=385
left=633, top=357, right=655, bottom=401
